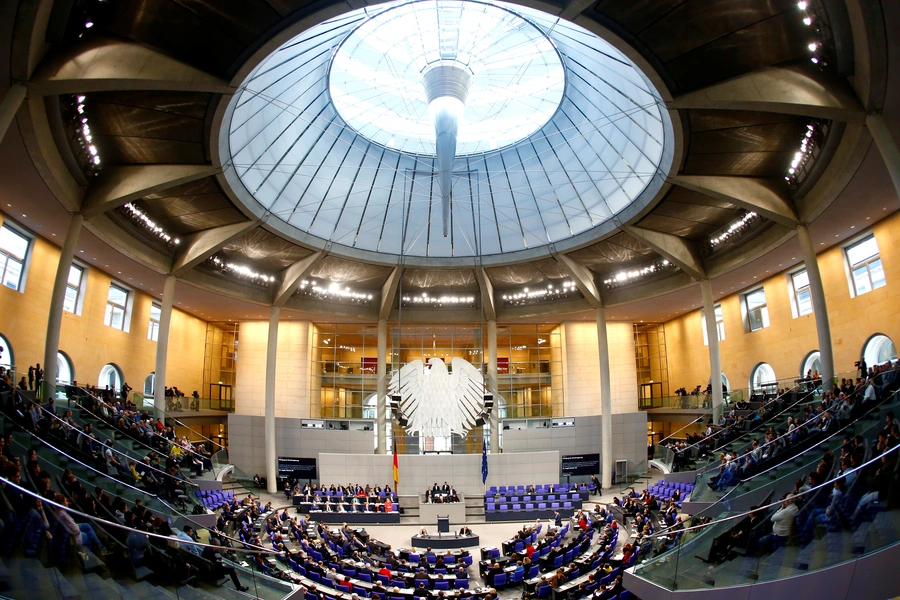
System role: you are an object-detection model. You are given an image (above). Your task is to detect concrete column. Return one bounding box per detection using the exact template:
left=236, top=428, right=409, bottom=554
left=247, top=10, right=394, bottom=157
left=487, top=320, right=499, bottom=452
left=376, top=318, right=387, bottom=454
left=867, top=114, right=900, bottom=201
left=265, top=305, right=280, bottom=494
left=42, top=213, right=83, bottom=399
left=153, top=275, right=177, bottom=411
left=595, top=306, right=613, bottom=490
left=0, top=84, right=26, bottom=145
left=701, top=279, right=724, bottom=423
left=796, top=224, right=835, bottom=386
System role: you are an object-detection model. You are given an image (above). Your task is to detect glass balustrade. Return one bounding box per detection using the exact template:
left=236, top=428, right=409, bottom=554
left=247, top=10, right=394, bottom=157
left=631, top=394, right=900, bottom=591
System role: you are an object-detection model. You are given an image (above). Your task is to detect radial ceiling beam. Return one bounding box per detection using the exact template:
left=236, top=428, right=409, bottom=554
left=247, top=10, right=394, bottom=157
left=559, top=0, right=598, bottom=21
left=623, top=226, right=706, bottom=280
left=668, top=66, right=865, bottom=122
left=28, top=37, right=235, bottom=96
left=170, top=221, right=257, bottom=277
left=474, top=267, right=496, bottom=321
left=379, top=266, right=403, bottom=321
left=272, top=251, right=326, bottom=307
left=553, top=251, right=602, bottom=308
left=80, top=164, right=220, bottom=218
left=669, top=175, right=800, bottom=228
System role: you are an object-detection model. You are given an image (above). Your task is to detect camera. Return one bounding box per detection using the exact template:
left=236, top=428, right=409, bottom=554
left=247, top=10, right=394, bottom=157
left=854, top=361, right=861, bottom=368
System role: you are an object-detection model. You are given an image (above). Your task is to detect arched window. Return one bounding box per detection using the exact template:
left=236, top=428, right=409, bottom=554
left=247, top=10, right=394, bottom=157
left=364, top=393, right=393, bottom=450
left=0, top=333, right=13, bottom=369
left=99, top=363, right=123, bottom=392
left=749, top=362, right=776, bottom=393
left=144, top=372, right=156, bottom=397
left=862, top=334, right=897, bottom=368
left=57, top=351, right=74, bottom=386
left=707, top=372, right=730, bottom=393
left=800, top=351, right=821, bottom=378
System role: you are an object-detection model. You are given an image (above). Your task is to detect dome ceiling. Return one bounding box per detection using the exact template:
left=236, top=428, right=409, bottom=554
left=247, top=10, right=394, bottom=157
left=222, top=0, right=670, bottom=260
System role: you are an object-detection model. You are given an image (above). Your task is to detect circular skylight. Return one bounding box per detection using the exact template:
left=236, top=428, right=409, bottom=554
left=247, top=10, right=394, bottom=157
left=223, top=0, right=671, bottom=260
left=329, top=1, right=565, bottom=156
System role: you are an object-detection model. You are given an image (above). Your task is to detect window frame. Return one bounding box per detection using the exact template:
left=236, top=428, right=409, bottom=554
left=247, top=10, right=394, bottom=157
left=0, top=222, right=32, bottom=293
left=148, top=302, right=161, bottom=342
left=104, top=282, right=133, bottom=332
left=63, top=263, right=87, bottom=315
left=789, top=268, right=812, bottom=318
left=742, top=287, right=770, bottom=332
left=844, top=234, right=885, bottom=297
left=701, top=303, right=725, bottom=346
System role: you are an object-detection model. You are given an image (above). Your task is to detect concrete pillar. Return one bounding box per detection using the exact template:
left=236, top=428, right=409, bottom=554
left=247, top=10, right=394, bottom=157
left=595, top=306, right=613, bottom=490
left=376, top=318, right=387, bottom=454
left=796, top=224, right=835, bottom=386
left=0, top=84, right=26, bottom=145
left=700, top=279, right=724, bottom=423
left=866, top=114, right=900, bottom=202
left=42, top=213, right=83, bottom=399
left=153, top=275, right=177, bottom=411
left=487, top=320, right=499, bottom=452
left=265, top=305, right=280, bottom=494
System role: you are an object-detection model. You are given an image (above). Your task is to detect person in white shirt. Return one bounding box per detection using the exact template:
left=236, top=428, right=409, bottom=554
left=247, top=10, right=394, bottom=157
left=761, top=494, right=798, bottom=553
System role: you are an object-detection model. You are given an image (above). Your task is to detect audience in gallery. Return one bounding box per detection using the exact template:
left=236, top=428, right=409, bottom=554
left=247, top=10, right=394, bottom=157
left=424, top=481, right=461, bottom=503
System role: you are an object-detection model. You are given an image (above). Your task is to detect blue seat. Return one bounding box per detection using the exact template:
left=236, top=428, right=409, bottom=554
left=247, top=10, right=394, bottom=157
left=290, top=559, right=300, bottom=572
left=488, top=548, right=500, bottom=559
left=453, top=579, right=469, bottom=589
left=493, top=573, right=507, bottom=588
left=528, top=564, right=540, bottom=579
left=553, top=555, right=563, bottom=568
left=434, top=568, right=446, bottom=574
left=537, top=584, right=552, bottom=597
left=525, top=503, right=534, bottom=509
left=377, top=574, right=391, bottom=585
left=434, top=581, right=450, bottom=591
left=343, top=568, right=356, bottom=578
left=391, top=579, right=406, bottom=588
left=509, top=569, right=525, bottom=584
left=426, top=555, right=437, bottom=564
left=359, top=572, right=372, bottom=582
left=462, top=555, right=473, bottom=566
left=409, top=553, right=419, bottom=562
left=618, top=591, right=632, bottom=600
left=337, top=585, right=351, bottom=594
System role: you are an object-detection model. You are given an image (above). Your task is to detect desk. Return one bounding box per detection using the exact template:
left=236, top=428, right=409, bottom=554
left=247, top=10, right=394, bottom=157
left=306, top=511, right=401, bottom=524
left=486, top=507, right=577, bottom=522
left=411, top=533, right=479, bottom=550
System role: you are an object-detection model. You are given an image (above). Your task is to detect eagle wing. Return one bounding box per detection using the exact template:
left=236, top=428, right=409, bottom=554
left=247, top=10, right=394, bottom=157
left=389, top=360, right=426, bottom=435
left=448, top=357, right=486, bottom=435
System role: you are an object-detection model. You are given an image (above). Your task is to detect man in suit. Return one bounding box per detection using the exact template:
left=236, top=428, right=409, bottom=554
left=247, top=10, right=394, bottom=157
left=553, top=510, right=562, bottom=527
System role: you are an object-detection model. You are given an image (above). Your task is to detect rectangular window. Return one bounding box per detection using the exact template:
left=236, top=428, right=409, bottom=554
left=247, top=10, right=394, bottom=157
left=63, top=264, right=84, bottom=314
left=0, top=224, right=30, bottom=291
left=791, top=269, right=812, bottom=317
left=702, top=304, right=725, bottom=346
left=846, top=235, right=885, bottom=296
left=104, top=283, right=129, bottom=330
left=744, top=288, right=769, bottom=332
left=148, top=302, right=161, bottom=341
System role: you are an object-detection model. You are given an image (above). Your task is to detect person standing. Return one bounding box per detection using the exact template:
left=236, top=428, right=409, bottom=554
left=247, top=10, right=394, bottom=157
left=34, top=363, right=43, bottom=392
left=27, top=366, right=34, bottom=390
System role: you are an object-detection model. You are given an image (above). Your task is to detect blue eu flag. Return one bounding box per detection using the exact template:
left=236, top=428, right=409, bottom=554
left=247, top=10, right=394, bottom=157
left=482, top=439, right=489, bottom=484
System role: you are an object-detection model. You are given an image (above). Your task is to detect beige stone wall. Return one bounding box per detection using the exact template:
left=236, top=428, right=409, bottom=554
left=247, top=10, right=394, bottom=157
left=562, top=320, right=638, bottom=416
left=234, top=319, right=312, bottom=417
left=0, top=213, right=204, bottom=395
left=665, top=212, right=900, bottom=393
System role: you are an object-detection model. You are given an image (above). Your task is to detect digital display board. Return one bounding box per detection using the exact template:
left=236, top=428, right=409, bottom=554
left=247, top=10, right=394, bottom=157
left=277, top=456, right=317, bottom=480
left=561, top=453, right=600, bottom=476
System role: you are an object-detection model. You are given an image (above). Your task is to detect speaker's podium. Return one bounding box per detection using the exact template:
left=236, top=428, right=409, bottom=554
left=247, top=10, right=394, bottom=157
left=437, top=516, right=450, bottom=537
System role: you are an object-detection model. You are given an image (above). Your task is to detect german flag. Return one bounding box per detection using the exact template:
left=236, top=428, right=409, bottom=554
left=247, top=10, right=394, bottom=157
left=392, top=440, right=400, bottom=490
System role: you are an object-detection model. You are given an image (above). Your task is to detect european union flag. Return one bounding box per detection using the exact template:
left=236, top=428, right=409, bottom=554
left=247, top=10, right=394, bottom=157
left=482, top=439, right=489, bottom=484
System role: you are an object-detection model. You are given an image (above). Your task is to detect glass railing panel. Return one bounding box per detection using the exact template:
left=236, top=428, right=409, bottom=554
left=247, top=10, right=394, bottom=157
left=631, top=395, right=900, bottom=591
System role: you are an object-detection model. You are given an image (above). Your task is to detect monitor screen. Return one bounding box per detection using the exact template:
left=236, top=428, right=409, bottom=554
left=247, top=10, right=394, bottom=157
left=277, top=456, right=318, bottom=480
left=561, top=453, right=600, bottom=477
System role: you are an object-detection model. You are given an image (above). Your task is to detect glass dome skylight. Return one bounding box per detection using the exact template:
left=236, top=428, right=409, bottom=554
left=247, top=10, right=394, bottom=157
left=224, top=0, right=671, bottom=260
left=329, top=1, right=565, bottom=156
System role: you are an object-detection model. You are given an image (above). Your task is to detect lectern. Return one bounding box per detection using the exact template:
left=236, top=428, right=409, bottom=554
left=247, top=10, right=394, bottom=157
left=437, top=516, right=450, bottom=538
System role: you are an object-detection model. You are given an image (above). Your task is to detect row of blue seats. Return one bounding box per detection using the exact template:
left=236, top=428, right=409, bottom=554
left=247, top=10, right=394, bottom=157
left=487, top=483, right=592, bottom=494
left=194, top=488, right=235, bottom=509
left=486, top=501, right=574, bottom=511
left=488, top=493, right=583, bottom=502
